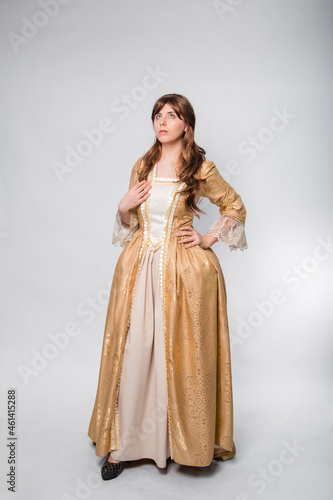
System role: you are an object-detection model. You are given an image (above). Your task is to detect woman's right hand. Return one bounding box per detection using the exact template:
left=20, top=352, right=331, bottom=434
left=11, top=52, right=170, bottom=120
left=118, top=180, right=152, bottom=214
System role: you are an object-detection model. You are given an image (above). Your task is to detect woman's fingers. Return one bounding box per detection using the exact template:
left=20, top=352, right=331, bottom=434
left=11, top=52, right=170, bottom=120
left=134, top=180, right=147, bottom=188
left=120, top=180, right=152, bottom=212
left=134, top=180, right=151, bottom=192
left=142, top=191, right=151, bottom=200
left=130, top=180, right=151, bottom=204
left=175, top=227, right=201, bottom=248
left=177, top=230, right=197, bottom=244
left=137, top=184, right=151, bottom=202
left=176, top=227, right=194, bottom=237
left=137, top=182, right=151, bottom=197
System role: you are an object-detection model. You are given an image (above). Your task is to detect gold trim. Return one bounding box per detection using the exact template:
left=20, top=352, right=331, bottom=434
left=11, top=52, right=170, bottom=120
left=155, top=178, right=180, bottom=183
left=119, top=160, right=186, bottom=460
left=110, top=224, right=144, bottom=450
left=158, top=181, right=185, bottom=460
left=222, top=212, right=245, bottom=225
left=110, top=379, right=120, bottom=450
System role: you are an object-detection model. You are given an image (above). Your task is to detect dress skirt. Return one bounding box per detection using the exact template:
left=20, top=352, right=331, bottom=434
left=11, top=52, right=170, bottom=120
left=110, top=245, right=172, bottom=468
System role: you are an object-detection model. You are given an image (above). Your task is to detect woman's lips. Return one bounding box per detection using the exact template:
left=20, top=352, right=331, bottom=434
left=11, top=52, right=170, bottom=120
left=159, top=130, right=168, bottom=133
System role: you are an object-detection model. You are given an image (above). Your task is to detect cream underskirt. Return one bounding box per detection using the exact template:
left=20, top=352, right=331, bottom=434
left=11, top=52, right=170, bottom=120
left=111, top=246, right=172, bottom=468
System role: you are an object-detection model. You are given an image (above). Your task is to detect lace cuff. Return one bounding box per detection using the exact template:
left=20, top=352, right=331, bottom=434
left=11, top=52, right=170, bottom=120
left=207, top=214, right=248, bottom=251
left=112, top=209, right=139, bottom=247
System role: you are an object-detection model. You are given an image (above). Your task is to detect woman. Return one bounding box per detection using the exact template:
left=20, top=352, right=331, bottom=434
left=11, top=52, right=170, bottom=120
left=88, top=93, right=247, bottom=480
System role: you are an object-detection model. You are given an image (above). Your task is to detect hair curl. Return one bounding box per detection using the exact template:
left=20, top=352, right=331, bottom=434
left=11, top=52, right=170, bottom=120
left=138, top=93, right=207, bottom=217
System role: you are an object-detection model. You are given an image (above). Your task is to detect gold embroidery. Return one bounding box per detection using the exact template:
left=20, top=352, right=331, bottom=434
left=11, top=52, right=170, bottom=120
left=110, top=234, right=143, bottom=451
left=223, top=212, right=244, bottom=224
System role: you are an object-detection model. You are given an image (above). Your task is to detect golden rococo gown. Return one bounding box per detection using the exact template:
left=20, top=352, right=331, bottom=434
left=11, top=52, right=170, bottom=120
left=88, top=157, right=247, bottom=468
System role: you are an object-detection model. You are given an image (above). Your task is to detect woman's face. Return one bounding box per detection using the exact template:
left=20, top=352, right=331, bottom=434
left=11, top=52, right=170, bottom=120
left=153, top=103, right=187, bottom=144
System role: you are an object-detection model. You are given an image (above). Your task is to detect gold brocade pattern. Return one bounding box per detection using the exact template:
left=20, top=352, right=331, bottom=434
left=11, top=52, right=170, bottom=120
left=88, top=157, right=246, bottom=466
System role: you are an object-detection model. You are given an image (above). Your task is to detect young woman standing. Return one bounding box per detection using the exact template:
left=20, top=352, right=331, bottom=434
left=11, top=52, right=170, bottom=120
left=88, top=93, right=247, bottom=480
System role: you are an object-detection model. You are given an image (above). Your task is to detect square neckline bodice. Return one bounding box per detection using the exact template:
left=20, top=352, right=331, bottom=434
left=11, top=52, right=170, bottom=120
left=153, top=163, right=180, bottom=182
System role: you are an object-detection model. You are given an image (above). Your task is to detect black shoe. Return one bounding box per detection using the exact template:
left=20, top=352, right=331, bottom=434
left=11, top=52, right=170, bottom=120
left=101, top=453, right=124, bottom=480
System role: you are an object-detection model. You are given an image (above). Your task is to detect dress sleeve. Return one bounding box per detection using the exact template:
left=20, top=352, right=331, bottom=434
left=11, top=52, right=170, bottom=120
left=112, top=159, right=141, bottom=248
left=112, top=210, right=139, bottom=248
left=201, top=161, right=248, bottom=251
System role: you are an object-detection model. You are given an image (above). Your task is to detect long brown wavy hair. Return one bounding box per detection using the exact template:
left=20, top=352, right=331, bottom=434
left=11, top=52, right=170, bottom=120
left=139, top=93, right=207, bottom=217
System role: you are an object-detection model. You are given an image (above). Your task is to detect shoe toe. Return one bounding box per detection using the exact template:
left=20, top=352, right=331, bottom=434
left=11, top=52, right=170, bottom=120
left=101, top=454, right=124, bottom=480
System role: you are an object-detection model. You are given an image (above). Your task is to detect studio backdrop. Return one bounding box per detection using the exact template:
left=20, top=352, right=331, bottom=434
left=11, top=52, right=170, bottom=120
left=0, top=1, right=332, bottom=499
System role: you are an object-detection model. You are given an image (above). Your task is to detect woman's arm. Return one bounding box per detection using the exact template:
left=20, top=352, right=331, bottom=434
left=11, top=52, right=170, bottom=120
left=112, top=158, right=144, bottom=247
left=202, top=161, right=248, bottom=251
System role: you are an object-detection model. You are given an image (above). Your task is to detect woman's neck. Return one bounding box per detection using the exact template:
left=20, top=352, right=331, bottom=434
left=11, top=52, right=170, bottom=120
left=159, top=140, right=183, bottom=163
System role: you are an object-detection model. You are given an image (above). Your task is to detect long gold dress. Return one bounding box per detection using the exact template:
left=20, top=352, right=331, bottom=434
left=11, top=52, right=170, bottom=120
left=88, top=158, right=247, bottom=468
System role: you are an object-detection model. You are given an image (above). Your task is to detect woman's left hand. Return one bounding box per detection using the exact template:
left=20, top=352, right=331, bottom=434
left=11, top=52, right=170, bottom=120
left=176, top=226, right=217, bottom=250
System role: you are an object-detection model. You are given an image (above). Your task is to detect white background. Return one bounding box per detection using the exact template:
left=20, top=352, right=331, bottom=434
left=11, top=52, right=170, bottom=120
left=0, top=0, right=332, bottom=499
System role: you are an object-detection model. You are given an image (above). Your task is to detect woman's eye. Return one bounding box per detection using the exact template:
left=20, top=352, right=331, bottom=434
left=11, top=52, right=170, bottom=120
left=155, top=112, right=175, bottom=119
